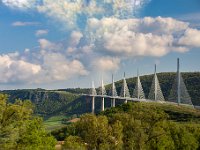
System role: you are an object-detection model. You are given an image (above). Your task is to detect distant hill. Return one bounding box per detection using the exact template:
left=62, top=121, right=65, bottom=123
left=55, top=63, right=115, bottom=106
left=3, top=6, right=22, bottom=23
left=1, top=72, right=200, bottom=117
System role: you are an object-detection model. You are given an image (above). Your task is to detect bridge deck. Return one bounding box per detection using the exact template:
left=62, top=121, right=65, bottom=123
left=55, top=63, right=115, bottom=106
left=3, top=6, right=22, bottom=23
left=82, top=94, right=195, bottom=108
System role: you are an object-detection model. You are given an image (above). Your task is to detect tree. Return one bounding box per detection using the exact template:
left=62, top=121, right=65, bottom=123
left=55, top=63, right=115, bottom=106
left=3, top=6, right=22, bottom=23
left=76, top=114, right=112, bottom=150
left=62, top=136, right=86, bottom=150
left=59, top=102, right=200, bottom=150
left=110, top=120, right=123, bottom=150
left=0, top=94, right=56, bottom=149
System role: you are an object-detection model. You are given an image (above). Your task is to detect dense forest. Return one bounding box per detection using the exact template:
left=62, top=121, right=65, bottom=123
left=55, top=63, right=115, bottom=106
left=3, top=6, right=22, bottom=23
left=53, top=102, right=200, bottom=150
left=2, top=93, right=200, bottom=149
left=1, top=72, right=200, bottom=117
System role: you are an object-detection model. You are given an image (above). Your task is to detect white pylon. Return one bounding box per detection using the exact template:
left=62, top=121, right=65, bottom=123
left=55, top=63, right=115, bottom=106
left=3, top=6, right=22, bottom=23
left=168, top=58, right=193, bottom=106
left=109, top=74, right=118, bottom=107
left=132, top=69, right=145, bottom=100
left=109, top=74, right=118, bottom=97
left=120, top=72, right=130, bottom=103
left=98, top=78, right=107, bottom=96
left=148, top=65, right=165, bottom=101
left=90, top=81, right=97, bottom=96
left=98, top=77, right=107, bottom=111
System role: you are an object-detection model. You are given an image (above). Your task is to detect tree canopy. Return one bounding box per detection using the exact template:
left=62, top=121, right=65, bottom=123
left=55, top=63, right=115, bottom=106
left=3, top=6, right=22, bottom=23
left=0, top=94, right=56, bottom=150
left=59, top=102, right=200, bottom=150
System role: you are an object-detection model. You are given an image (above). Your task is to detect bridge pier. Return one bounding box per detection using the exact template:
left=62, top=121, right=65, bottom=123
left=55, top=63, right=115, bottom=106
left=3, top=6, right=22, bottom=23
left=177, top=58, right=181, bottom=105
left=92, top=96, right=95, bottom=114
left=111, top=98, right=115, bottom=107
left=101, top=97, right=105, bottom=111
left=124, top=99, right=127, bottom=103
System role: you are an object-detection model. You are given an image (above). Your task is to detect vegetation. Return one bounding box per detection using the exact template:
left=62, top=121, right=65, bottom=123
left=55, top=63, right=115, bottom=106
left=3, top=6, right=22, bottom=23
left=1, top=72, right=200, bottom=119
left=0, top=89, right=91, bottom=117
left=44, top=114, right=80, bottom=131
left=1, top=72, right=199, bottom=149
left=0, top=94, right=56, bottom=150
left=53, top=102, right=200, bottom=150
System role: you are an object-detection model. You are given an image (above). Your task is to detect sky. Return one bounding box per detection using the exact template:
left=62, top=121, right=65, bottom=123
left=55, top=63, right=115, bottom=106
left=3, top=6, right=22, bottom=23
left=0, top=0, right=200, bottom=90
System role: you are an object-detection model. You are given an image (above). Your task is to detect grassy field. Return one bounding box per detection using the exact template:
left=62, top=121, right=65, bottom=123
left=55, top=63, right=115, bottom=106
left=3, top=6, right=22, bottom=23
left=43, top=115, right=68, bottom=131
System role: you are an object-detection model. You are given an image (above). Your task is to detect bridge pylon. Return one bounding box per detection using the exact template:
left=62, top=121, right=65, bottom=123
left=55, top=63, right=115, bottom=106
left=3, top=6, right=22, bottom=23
left=109, top=74, right=118, bottom=107
left=120, top=72, right=130, bottom=103
left=168, top=58, right=193, bottom=106
left=148, top=65, right=165, bottom=101
left=98, top=78, right=107, bottom=111
left=133, top=69, right=145, bottom=100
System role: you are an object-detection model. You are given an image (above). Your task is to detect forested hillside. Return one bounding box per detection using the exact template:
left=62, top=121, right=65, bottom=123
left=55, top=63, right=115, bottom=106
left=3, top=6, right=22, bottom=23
left=1, top=72, right=200, bottom=117
left=53, top=102, right=200, bottom=150
left=0, top=89, right=91, bottom=117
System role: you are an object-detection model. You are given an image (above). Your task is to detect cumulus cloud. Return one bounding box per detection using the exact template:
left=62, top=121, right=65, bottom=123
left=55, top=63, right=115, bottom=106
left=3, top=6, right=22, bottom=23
left=0, top=37, right=88, bottom=84
left=35, top=52, right=88, bottom=83
left=69, top=31, right=83, bottom=47
left=87, top=17, right=200, bottom=57
left=12, top=21, right=40, bottom=26
left=178, top=28, right=200, bottom=47
left=1, top=0, right=38, bottom=9
left=35, top=29, right=48, bottom=36
left=38, top=39, right=62, bottom=51
left=0, top=54, right=41, bottom=83
left=92, top=57, right=120, bottom=72
left=36, top=0, right=150, bottom=28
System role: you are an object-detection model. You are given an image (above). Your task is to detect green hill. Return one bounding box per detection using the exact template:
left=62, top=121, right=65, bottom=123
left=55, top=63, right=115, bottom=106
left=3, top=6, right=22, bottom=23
left=1, top=72, right=200, bottom=118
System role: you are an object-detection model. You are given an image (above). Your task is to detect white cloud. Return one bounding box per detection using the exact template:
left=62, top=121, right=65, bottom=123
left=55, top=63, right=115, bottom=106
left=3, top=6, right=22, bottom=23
left=37, top=0, right=83, bottom=28
left=1, top=0, right=38, bottom=9
left=69, top=31, right=83, bottom=47
left=35, top=29, right=48, bottom=36
left=66, top=31, right=84, bottom=56
left=92, top=57, right=120, bottom=72
left=12, top=21, right=40, bottom=26
left=87, top=17, right=200, bottom=58
left=0, top=54, right=41, bottom=83
left=3, top=0, right=151, bottom=30
left=36, top=52, right=88, bottom=83
left=103, top=32, right=173, bottom=57
left=0, top=37, right=89, bottom=84
left=36, top=0, right=150, bottom=29
left=178, top=28, right=200, bottom=47
left=38, top=39, right=62, bottom=51
left=2, top=1, right=200, bottom=86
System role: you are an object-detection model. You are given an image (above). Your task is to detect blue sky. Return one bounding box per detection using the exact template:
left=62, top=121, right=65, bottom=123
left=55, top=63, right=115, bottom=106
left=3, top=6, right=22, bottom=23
left=0, top=0, right=200, bottom=90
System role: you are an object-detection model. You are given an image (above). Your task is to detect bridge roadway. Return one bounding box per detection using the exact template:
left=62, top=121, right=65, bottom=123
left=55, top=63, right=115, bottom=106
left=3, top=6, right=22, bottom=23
left=81, top=94, right=195, bottom=113
left=83, top=94, right=167, bottom=103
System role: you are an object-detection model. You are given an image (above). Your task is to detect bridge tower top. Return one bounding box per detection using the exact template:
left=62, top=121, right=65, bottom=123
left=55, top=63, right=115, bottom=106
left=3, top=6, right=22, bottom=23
left=98, top=78, right=107, bottom=96
left=89, top=81, right=97, bottom=96
left=148, top=64, right=165, bottom=101
left=109, top=74, right=118, bottom=97
left=120, top=72, right=130, bottom=98
left=133, top=69, right=145, bottom=100
left=168, top=58, right=193, bottom=106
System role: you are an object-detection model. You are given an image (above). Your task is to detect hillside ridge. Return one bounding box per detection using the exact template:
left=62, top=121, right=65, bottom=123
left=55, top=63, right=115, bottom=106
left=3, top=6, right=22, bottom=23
left=1, top=72, right=200, bottom=117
